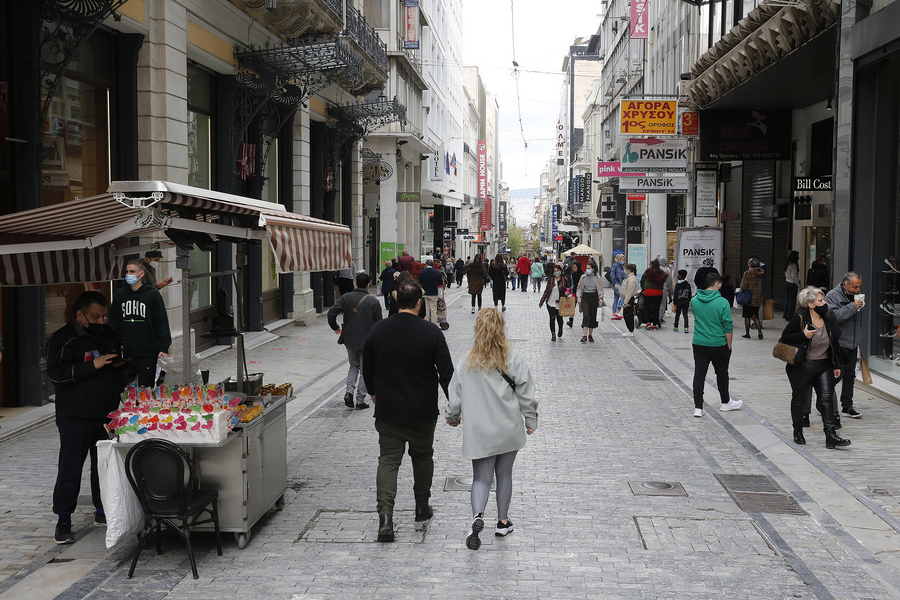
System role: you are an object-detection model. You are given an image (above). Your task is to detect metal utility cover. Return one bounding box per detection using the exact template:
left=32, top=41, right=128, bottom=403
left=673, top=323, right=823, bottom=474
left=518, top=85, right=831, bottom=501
left=629, top=481, right=688, bottom=496
left=714, top=474, right=807, bottom=516
left=444, top=476, right=495, bottom=492
left=632, top=369, right=667, bottom=380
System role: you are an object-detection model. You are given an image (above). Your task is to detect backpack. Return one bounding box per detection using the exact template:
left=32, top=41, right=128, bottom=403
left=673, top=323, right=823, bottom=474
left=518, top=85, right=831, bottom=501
left=604, top=268, right=612, bottom=283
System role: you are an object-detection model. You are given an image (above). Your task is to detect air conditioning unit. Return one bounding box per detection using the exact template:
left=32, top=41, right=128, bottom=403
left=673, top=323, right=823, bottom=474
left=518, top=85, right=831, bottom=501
left=616, top=69, right=627, bottom=83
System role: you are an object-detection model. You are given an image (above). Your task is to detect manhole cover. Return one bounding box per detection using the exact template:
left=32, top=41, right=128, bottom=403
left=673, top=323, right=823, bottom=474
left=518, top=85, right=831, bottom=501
left=714, top=474, right=806, bottom=516
left=444, top=476, right=495, bottom=492
left=628, top=481, right=687, bottom=496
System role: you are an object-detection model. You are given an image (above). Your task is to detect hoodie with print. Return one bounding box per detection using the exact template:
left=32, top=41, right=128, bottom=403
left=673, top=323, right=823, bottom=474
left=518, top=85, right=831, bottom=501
left=108, top=283, right=171, bottom=358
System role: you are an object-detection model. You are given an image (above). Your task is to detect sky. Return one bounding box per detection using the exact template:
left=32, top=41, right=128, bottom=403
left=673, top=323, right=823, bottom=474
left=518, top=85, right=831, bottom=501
left=462, top=0, right=602, bottom=223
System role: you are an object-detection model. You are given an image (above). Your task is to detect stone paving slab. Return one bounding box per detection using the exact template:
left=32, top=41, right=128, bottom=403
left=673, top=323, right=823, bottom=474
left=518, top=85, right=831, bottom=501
left=2, top=284, right=900, bottom=598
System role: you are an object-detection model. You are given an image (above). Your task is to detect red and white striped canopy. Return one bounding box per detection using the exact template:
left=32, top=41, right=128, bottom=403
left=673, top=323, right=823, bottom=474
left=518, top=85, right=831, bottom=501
left=0, top=182, right=351, bottom=286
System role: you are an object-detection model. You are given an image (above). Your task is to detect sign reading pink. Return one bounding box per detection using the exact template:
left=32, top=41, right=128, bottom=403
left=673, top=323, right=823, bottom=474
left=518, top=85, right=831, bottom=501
left=630, top=0, right=649, bottom=39
left=597, top=161, right=645, bottom=179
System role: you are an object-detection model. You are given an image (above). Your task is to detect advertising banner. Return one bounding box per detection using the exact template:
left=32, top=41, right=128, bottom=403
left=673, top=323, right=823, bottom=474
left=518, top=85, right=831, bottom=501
left=676, top=227, right=724, bottom=290
left=477, top=140, right=487, bottom=202
left=380, top=242, right=398, bottom=264
left=626, top=215, right=643, bottom=245
left=699, top=109, right=791, bottom=161
left=480, top=196, right=492, bottom=231
left=694, top=163, right=718, bottom=218
left=556, top=122, right=565, bottom=164
left=619, top=176, right=689, bottom=194
left=551, top=204, right=558, bottom=240
left=612, top=192, right=626, bottom=257
left=404, top=1, right=419, bottom=49
left=430, top=146, right=443, bottom=181
left=621, top=138, right=688, bottom=172
left=681, top=111, right=699, bottom=136
left=620, top=100, right=678, bottom=135
left=598, top=160, right=645, bottom=179
left=498, top=200, right=508, bottom=234
left=630, top=0, right=649, bottom=39
left=628, top=244, right=648, bottom=274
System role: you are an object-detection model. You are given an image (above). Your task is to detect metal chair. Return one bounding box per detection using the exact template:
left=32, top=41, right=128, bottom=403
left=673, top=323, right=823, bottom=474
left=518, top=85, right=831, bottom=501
left=124, top=439, right=222, bottom=579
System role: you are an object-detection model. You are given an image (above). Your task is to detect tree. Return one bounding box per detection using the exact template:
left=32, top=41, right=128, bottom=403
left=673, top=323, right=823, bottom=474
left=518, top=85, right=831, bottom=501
left=532, top=238, right=541, bottom=255
left=507, top=226, right=525, bottom=256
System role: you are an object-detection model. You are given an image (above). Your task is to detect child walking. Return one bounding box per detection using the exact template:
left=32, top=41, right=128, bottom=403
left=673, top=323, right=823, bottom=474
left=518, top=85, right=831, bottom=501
left=673, top=270, right=692, bottom=333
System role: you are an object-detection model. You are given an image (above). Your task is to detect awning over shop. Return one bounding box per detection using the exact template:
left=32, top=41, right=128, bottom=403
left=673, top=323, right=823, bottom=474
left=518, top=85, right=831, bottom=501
left=0, top=181, right=351, bottom=286
left=564, top=244, right=602, bottom=256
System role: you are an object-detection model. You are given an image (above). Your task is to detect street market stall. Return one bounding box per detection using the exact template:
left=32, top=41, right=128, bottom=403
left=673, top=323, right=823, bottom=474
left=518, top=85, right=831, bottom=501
left=0, top=180, right=351, bottom=548
left=563, top=244, right=603, bottom=272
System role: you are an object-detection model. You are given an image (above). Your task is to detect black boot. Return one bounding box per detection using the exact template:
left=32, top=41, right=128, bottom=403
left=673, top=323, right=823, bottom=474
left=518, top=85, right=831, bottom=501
left=793, top=428, right=806, bottom=445
left=378, top=514, right=394, bottom=542
left=834, top=416, right=842, bottom=430
left=415, top=504, right=433, bottom=522
left=825, top=428, right=851, bottom=449
left=802, top=413, right=811, bottom=428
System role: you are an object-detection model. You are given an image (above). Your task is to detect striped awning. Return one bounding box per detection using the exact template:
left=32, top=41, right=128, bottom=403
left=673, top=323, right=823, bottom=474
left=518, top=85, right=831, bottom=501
left=0, top=181, right=351, bottom=286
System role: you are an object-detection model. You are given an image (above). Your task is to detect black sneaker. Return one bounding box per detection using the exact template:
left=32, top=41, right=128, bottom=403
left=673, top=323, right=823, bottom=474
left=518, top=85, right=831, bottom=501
left=54, top=519, right=75, bottom=544
left=466, top=516, right=484, bottom=550
left=842, top=407, right=862, bottom=419
left=343, top=392, right=354, bottom=408
left=94, top=512, right=107, bottom=526
left=495, top=519, right=514, bottom=537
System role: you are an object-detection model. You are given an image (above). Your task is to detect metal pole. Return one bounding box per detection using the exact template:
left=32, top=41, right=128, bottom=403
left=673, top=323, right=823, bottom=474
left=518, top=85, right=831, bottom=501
left=181, top=266, right=191, bottom=383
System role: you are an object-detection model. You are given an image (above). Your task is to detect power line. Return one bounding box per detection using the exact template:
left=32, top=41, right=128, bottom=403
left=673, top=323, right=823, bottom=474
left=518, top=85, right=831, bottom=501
left=509, top=0, right=529, bottom=173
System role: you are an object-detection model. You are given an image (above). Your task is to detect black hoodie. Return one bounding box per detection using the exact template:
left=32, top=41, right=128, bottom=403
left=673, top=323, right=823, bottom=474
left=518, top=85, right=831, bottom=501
left=108, top=283, right=171, bottom=358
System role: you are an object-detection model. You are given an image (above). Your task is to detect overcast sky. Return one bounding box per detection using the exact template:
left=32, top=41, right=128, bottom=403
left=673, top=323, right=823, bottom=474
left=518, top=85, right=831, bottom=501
left=462, top=1, right=602, bottom=196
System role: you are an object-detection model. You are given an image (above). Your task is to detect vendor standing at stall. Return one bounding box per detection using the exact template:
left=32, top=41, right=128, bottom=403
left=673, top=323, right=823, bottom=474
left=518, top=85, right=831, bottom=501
left=108, top=259, right=171, bottom=387
left=47, top=291, right=127, bottom=544
left=142, top=250, right=174, bottom=290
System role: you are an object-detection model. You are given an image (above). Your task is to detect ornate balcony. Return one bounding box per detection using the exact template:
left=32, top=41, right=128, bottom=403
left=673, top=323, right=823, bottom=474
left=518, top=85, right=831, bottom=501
left=343, top=4, right=389, bottom=95
left=229, top=0, right=344, bottom=39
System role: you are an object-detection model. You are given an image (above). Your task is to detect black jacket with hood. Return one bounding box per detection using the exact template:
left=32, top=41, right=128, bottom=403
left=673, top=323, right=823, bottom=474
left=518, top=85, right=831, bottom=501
left=108, top=283, right=171, bottom=358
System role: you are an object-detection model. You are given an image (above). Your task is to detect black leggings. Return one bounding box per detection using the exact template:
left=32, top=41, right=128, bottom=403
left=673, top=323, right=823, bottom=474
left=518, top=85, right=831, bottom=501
left=623, top=304, right=635, bottom=332
left=674, top=305, right=689, bottom=328
left=644, top=295, right=662, bottom=326
left=787, top=359, right=838, bottom=431
left=471, top=293, right=482, bottom=308
left=547, top=305, right=563, bottom=334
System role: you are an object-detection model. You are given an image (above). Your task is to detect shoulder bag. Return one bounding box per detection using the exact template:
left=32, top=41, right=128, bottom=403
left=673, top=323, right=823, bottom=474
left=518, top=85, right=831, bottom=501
left=736, top=289, right=752, bottom=306
left=337, top=295, right=369, bottom=345
left=772, top=315, right=808, bottom=365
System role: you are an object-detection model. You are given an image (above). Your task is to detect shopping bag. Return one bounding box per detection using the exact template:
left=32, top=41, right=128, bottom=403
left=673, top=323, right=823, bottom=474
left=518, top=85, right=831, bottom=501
left=97, top=440, right=143, bottom=549
left=859, top=352, right=873, bottom=385
left=763, top=299, right=775, bottom=320
left=559, top=297, right=576, bottom=317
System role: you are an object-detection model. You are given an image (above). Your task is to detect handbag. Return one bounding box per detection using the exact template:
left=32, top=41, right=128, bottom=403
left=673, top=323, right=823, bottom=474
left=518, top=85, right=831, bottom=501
left=736, top=289, right=752, bottom=306
left=337, top=295, right=369, bottom=345
left=772, top=315, right=808, bottom=365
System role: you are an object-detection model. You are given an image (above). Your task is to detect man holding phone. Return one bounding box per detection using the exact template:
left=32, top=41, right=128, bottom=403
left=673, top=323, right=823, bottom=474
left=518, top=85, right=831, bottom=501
left=46, top=291, right=128, bottom=544
left=825, top=272, right=865, bottom=419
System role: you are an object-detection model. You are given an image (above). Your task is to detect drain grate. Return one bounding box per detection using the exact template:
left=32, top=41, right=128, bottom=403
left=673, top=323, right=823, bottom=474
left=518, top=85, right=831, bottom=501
left=714, top=474, right=806, bottom=516
left=629, top=481, right=688, bottom=496
left=443, top=476, right=495, bottom=492
left=632, top=369, right=667, bottom=381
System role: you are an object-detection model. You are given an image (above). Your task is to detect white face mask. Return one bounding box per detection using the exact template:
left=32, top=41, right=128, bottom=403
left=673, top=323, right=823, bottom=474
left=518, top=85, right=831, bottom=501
left=585, top=269, right=592, bottom=275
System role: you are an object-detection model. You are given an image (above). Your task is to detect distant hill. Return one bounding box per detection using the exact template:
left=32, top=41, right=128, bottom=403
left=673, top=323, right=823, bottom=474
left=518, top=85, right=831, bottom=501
left=508, top=187, right=540, bottom=200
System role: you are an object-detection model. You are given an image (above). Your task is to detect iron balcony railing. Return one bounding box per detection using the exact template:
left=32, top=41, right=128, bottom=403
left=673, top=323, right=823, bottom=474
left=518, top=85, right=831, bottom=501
left=344, top=5, right=388, bottom=75
left=321, top=0, right=343, bottom=20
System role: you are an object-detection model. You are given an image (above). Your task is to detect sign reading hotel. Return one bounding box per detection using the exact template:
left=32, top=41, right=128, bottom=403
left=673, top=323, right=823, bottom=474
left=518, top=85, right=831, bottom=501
left=630, top=0, right=648, bottom=39
left=620, top=100, right=678, bottom=135
left=619, top=176, right=689, bottom=194
left=404, top=1, right=419, bottom=49
left=597, top=161, right=645, bottom=179
left=620, top=138, right=688, bottom=172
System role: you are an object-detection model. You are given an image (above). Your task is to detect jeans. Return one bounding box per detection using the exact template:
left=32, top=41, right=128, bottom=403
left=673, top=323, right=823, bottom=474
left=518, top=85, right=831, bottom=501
left=518, top=274, right=529, bottom=290
left=612, top=288, right=622, bottom=313
left=838, top=347, right=857, bottom=409
left=53, top=416, right=108, bottom=517
left=787, top=358, right=838, bottom=431
left=547, top=305, right=563, bottom=334
left=345, top=346, right=367, bottom=401
left=692, top=344, right=731, bottom=409
left=532, top=277, right=542, bottom=292
left=374, top=419, right=437, bottom=515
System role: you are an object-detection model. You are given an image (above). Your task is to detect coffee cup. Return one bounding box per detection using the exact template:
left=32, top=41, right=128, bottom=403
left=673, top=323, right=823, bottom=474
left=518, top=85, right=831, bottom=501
left=855, top=294, right=865, bottom=303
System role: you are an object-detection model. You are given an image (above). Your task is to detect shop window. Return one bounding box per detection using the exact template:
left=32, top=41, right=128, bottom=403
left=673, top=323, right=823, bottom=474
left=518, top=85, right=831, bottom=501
left=186, top=64, right=216, bottom=311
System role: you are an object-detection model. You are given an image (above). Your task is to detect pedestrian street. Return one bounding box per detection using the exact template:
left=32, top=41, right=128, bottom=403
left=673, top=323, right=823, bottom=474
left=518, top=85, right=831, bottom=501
left=3, top=283, right=900, bottom=599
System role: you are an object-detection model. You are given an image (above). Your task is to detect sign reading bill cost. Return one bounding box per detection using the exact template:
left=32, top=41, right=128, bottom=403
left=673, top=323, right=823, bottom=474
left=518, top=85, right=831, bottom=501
left=620, top=100, right=678, bottom=135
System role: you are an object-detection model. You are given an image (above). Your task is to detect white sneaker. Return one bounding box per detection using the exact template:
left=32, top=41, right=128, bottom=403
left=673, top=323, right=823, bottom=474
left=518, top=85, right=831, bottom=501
left=719, top=399, right=744, bottom=412
left=693, top=408, right=703, bottom=418
left=622, top=332, right=635, bottom=337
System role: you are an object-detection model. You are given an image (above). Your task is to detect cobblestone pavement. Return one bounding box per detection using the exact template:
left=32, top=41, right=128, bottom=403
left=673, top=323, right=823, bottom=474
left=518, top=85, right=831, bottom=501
left=4, top=282, right=900, bottom=598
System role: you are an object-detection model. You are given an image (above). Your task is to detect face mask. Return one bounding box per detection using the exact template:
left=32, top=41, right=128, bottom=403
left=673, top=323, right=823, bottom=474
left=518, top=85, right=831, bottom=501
left=125, top=274, right=139, bottom=285
left=585, top=269, right=592, bottom=275
left=87, top=322, right=105, bottom=335
left=554, top=271, right=561, bottom=277
left=814, top=304, right=829, bottom=317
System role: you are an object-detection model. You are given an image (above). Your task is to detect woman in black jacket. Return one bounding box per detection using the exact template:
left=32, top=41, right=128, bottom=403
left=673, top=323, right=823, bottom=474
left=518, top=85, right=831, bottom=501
left=488, top=254, right=509, bottom=311
left=780, top=286, right=850, bottom=448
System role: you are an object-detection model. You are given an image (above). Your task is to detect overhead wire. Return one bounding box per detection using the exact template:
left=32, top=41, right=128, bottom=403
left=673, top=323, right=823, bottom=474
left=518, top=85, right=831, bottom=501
left=509, top=0, right=529, bottom=178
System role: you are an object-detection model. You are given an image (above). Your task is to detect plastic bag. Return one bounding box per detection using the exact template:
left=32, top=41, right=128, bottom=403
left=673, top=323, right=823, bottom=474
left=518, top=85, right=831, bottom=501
left=157, top=354, right=202, bottom=386
left=97, top=440, right=143, bottom=549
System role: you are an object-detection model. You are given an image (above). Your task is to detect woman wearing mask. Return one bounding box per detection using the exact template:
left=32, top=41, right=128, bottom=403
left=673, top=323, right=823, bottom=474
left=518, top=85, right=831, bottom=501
left=567, top=261, right=582, bottom=329
left=784, top=250, right=801, bottom=321
left=465, top=256, right=487, bottom=314
left=619, top=264, right=639, bottom=337
left=780, top=286, right=850, bottom=448
left=640, top=259, right=668, bottom=330
left=446, top=309, right=538, bottom=550
left=576, top=263, right=605, bottom=343
left=489, top=254, right=509, bottom=311
left=740, top=257, right=765, bottom=339
left=538, top=264, right=567, bottom=341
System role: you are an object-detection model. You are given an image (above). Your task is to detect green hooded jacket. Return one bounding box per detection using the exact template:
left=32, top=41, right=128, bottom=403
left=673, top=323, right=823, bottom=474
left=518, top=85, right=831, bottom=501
left=690, top=288, right=733, bottom=347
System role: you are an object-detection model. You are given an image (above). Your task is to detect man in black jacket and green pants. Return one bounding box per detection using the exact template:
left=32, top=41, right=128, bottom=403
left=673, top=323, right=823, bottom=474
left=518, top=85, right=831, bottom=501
left=47, top=291, right=126, bottom=544
left=363, top=279, right=454, bottom=542
left=108, top=259, right=171, bottom=387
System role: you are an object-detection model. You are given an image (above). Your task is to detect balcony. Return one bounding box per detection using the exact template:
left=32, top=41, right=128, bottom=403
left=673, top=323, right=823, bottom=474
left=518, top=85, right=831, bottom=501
left=230, top=0, right=345, bottom=39
left=343, top=5, right=389, bottom=95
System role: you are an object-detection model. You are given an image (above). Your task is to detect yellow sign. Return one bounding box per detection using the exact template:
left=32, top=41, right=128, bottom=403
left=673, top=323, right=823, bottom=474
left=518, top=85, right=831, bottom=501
left=620, top=100, right=678, bottom=135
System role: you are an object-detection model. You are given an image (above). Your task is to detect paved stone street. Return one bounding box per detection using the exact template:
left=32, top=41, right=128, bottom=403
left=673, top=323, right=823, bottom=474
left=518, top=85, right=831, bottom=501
left=4, top=282, right=900, bottom=599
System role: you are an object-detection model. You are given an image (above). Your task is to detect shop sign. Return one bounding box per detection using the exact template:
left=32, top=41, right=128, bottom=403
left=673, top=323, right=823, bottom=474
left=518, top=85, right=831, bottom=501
left=551, top=204, right=558, bottom=238
left=404, top=1, right=419, bottom=49
left=396, top=192, right=420, bottom=202
left=627, top=193, right=646, bottom=202
left=498, top=201, right=508, bottom=234
left=676, top=227, right=724, bottom=287
left=621, top=138, right=688, bottom=172
left=556, top=122, right=565, bottom=164
left=598, top=160, right=645, bottom=179
left=363, top=160, right=393, bottom=182
left=626, top=215, right=643, bottom=245
left=380, top=242, right=398, bottom=264
left=619, top=176, right=689, bottom=194
left=430, top=148, right=443, bottom=181
left=480, top=196, right=492, bottom=231
left=793, top=177, right=833, bottom=192
left=681, top=111, right=699, bottom=136
left=461, top=234, right=481, bottom=242
left=477, top=140, right=487, bottom=201
left=628, top=244, right=648, bottom=274
left=630, top=0, right=649, bottom=38
left=443, top=221, right=458, bottom=228
left=620, top=100, right=678, bottom=135
left=695, top=163, right=718, bottom=218
left=699, top=109, right=791, bottom=161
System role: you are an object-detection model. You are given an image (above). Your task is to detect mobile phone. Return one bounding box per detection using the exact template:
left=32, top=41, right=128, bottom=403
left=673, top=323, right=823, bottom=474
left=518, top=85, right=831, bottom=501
left=806, top=323, right=817, bottom=331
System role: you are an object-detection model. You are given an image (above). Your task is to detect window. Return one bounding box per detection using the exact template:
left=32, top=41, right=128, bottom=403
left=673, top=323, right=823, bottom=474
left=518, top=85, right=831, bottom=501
left=187, top=64, right=216, bottom=311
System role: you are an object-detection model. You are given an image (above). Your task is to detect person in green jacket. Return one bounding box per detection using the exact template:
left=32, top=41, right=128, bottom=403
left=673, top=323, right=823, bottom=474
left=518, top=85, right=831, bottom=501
left=690, top=272, right=741, bottom=417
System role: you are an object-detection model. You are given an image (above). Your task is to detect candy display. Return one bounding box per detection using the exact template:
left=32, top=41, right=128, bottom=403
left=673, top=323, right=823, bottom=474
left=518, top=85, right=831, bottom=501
left=108, top=383, right=244, bottom=444
left=260, top=382, right=293, bottom=397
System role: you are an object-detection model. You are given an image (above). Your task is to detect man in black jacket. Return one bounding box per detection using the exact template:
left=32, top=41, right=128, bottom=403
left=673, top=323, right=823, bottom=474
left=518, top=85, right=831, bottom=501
left=327, top=272, right=382, bottom=410
left=363, top=280, right=454, bottom=542
left=46, top=291, right=126, bottom=544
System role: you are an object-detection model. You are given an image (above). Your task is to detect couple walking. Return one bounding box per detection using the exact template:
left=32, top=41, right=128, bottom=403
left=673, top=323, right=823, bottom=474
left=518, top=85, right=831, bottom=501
left=363, top=281, right=538, bottom=548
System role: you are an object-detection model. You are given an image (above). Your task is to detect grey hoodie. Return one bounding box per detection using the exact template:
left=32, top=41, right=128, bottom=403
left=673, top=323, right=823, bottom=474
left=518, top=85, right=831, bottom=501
left=824, top=283, right=863, bottom=349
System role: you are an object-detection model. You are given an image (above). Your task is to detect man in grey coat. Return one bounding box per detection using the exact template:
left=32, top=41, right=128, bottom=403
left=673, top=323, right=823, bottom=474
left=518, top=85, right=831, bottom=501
left=825, top=272, right=864, bottom=419
left=328, top=272, right=382, bottom=410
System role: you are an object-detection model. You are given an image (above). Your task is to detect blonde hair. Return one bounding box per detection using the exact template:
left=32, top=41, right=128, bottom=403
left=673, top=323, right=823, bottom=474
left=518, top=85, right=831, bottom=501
left=466, top=308, right=509, bottom=373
